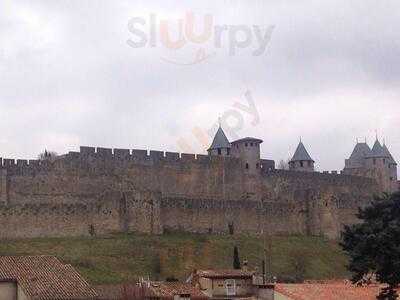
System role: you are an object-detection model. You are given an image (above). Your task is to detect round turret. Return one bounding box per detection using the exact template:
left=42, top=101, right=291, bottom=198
left=230, top=137, right=263, bottom=174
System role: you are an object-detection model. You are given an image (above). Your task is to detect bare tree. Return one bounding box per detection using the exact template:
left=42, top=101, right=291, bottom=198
left=120, top=283, right=152, bottom=300
left=38, top=150, right=58, bottom=162
left=277, top=159, right=290, bottom=170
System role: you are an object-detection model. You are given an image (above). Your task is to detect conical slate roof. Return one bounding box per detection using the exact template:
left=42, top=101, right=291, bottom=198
left=383, top=143, right=397, bottom=165
left=290, top=141, right=314, bottom=162
left=368, top=140, right=386, bottom=158
left=349, top=143, right=371, bottom=161
left=208, top=126, right=231, bottom=150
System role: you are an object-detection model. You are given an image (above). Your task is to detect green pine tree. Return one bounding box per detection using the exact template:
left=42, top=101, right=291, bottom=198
left=233, top=246, right=241, bottom=270
left=341, top=192, right=400, bottom=300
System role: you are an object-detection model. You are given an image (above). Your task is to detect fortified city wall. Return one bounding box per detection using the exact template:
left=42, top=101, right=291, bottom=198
left=0, top=146, right=380, bottom=239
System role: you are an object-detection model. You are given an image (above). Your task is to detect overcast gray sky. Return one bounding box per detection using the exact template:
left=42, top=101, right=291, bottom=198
left=1, top=0, right=399, bottom=173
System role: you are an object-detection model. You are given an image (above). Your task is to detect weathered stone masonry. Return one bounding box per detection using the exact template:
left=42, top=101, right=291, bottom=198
left=0, top=146, right=379, bottom=240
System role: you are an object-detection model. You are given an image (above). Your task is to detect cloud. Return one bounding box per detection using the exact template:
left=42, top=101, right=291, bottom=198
left=0, top=0, right=399, bottom=176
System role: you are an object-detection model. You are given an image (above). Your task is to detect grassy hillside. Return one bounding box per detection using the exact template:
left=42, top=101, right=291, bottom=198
left=0, top=233, right=349, bottom=284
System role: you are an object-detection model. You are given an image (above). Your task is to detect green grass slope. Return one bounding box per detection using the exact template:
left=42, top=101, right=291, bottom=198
left=0, top=233, right=349, bottom=284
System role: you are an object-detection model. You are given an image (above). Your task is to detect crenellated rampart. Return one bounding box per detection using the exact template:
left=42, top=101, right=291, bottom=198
left=0, top=146, right=234, bottom=177
left=0, top=146, right=381, bottom=240
left=263, top=169, right=378, bottom=189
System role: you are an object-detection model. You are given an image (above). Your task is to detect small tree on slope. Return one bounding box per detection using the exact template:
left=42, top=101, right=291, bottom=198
left=233, top=246, right=241, bottom=270
left=341, top=192, right=400, bottom=300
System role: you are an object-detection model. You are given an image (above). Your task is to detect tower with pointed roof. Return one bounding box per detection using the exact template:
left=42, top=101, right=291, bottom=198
left=289, top=141, right=315, bottom=172
left=344, top=141, right=371, bottom=170
left=365, top=139, right=387, bottom=168
left=383, top=142, right=398, bottom=192
left=207, top=125, right=268, bottom=174
left=343, top=138, right=398, bottom=193
left=208, top=126, right=231, bottom=157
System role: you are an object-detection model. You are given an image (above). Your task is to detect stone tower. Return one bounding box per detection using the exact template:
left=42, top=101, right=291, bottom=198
left=365, top=139, right=395, bottom=192
left=208, top=126, right=231, bottom=157
left=344, top=141, right=371, bottom=170
left=289, top=141, right=315, bottom=172
left=383, top=142, right=398, bottom=192
left=343, top=139, right=398, bottom=193
left=230, top=137, right=263, bottom=174
left=365, top=139, right=387, bottom=169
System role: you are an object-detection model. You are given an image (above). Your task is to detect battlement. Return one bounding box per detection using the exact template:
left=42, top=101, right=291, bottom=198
left=76, top=146, right=214, bottom=162
left=321, top=170, right=342, bottom=175
left=0, top=146, right=243, bottom=176
left=0, top=142, right=380, bottom=240
left=263, top=169, right=379, bottom=189
left=0, top=145, right=382, bottom=196
left=76, top=146, right=223, bottom=164
left=0, top=158, right=42, bottom=168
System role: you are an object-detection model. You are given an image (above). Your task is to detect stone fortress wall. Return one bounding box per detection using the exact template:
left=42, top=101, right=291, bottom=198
left=0, top=144, right=380, bottom=240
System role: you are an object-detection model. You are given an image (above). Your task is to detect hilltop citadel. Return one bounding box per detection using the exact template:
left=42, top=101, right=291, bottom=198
left=0, top=126, right=398, bottom=240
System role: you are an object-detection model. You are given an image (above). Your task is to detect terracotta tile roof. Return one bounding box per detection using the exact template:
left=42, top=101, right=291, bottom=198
left=275, top=282, right=394, bottom=300
left=196, top=269, right=254, bottom=279
left=0, top=256, right=98, bottom=300
left=148, top=281, right=208, bottom=299
left=95, top=285, right=122, bottom=300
